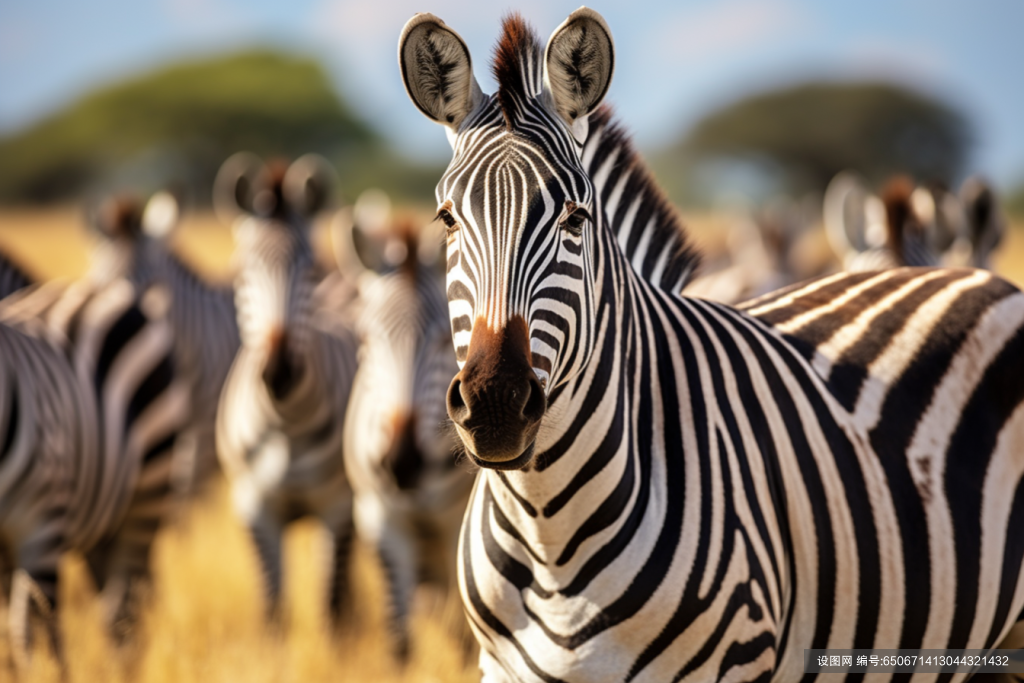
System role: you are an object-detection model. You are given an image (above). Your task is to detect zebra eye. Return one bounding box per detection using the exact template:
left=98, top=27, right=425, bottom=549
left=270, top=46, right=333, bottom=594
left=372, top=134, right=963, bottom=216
left=436, top=209, right=459, bottom=238
left=560, top=208, right=591, bottom=237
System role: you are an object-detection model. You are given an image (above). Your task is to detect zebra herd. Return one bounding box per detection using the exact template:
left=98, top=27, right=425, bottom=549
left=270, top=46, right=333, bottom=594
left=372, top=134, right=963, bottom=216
left=0, top=6, right=1021, bottom=682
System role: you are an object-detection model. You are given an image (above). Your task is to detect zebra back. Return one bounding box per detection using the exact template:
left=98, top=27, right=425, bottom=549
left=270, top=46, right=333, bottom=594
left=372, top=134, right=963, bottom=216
left=0, top=248, right=35, bottom=299
left=0, top=277, right=187, bottom=554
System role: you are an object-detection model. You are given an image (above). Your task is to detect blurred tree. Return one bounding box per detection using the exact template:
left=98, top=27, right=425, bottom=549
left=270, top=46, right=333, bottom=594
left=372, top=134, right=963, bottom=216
left=0, top=50, right=387, bottom=204
left=663, top=81, right=973, bottom=197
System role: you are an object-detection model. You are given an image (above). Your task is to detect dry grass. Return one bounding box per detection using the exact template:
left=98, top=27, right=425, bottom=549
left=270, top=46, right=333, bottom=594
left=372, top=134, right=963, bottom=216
left=1, top=207, right=1024, bottom=682
left=3, top=484, right=477, bottom=683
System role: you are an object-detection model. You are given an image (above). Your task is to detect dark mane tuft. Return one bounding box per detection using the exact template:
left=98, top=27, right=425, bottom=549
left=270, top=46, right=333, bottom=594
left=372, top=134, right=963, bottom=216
left=586, top=106, right=701, bottom=292
left=880, top=175, right=918, bottom=261
left=491, top=13, right=540, bottom=129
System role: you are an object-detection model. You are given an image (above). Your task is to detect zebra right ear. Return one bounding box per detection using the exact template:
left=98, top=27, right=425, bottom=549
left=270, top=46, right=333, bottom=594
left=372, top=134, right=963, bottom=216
left=213, top=152, right=267, bottom=225
left=399, top=13, right=483, bottom=139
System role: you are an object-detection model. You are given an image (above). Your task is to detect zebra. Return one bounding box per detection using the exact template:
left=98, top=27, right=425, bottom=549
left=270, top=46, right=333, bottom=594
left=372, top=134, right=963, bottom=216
left=340, top=215, right=472, bottom=659
left=399, top=9, right=1024, bottom=682
left=0, top=249, right=34, bottom=300
left=824, top=172, right=996, bottom=273
left=0, top=315, right=91, bottom=671
left=86, top=191, right=240, bottom=496
left=215, top=154, right=360, bottom=625
left=0, top=275, right=187, bottom=650
left=683, top=199, right=816, bottom=304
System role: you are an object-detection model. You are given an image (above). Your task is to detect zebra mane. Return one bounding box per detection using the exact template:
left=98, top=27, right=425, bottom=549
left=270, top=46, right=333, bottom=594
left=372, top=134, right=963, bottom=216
left=880, top=175, right=919, bottom=264
left=492, top=13, right=543, bottom=130
left=585, top=106, right=701, bottom=292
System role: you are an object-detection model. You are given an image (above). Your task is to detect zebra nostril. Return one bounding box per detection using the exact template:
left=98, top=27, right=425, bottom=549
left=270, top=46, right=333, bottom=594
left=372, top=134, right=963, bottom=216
left=522, top=375, right=546, bottom=423
left=446, top=377, right=469, bottom=425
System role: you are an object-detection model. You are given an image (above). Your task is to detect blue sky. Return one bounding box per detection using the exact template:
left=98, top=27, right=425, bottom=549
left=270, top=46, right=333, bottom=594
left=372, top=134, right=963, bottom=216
left=2, top=0, right=1022, bottom=188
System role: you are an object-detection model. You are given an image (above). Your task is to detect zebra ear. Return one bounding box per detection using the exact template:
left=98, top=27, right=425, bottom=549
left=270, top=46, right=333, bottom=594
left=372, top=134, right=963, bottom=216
left=960, top=176, right=1005, bottom=266
left=142, top=191, right=181, bottom=240
left=824, top=171, right=875, bottom=260
left=399, top=14, right=483, bottom=136
left=284, top=154, right=336, bottom=217
left=214, top=152, right=267, bottom=224
left=331, top=189, right=393, bottom=277
left=543, top=7, right=615, bottom=141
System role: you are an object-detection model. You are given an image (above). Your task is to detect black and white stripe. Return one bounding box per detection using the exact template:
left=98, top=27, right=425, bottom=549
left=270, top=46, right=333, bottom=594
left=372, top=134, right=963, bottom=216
left=1, top=276, right=187, bottom=648
left=0, top=314, right=90, bottom=669
left=341, top=223, right=472, bottom=658
left=87, top=192, right=240, bottom=496
left=401, top=11, right=1024, bottom=682
left=215, top=155, right=359, bottom=623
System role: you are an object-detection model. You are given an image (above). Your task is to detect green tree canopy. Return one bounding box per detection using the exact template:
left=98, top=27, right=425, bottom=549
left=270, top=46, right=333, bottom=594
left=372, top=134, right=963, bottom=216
left=670, top=81, right=973, bottom=194
left=0, top=50, right=381, bottom=204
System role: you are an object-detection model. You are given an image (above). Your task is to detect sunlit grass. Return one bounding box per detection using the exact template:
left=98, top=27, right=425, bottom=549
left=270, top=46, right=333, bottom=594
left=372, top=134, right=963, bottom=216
left=5, top=483, right=477, bottom=683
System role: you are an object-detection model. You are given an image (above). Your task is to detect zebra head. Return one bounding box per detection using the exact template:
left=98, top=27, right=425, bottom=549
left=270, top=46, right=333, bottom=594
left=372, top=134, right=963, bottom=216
left=215, top=153, right=334, bottom=400
left=399, top=9, right=614, bottom=468
left=87, top=192, right=179, bottom=289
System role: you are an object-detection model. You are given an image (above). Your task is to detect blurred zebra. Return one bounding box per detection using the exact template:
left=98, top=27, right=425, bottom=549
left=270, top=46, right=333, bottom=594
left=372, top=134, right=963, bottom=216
left=825, top=172, right=1005, bottom=273
left=86, top=192, right=240, bottom=496
left=0, top=275, right=187, bottom=649
left=215, top=154, right=359, bottom=624
left=340, top=215, right=472, bottom=659
left=0, top=249, right=34, bottom=299
left=0, top=315, right=91, bottom=670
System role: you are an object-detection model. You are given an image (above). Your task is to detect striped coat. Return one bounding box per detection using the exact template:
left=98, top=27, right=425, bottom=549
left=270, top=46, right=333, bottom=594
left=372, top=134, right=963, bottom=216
left=400, top=10, right=1024, bottom=682
left=0, top=276, right=187, bottom=645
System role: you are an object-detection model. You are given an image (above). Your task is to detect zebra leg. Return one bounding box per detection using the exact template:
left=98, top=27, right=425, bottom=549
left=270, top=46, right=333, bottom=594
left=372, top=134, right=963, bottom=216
left=247, top=507, right=285, bottom=624
left=8, top=568, right=60, bottom=674
left=90, top=492, right=170, bottom=643
left=8, top=524, right=65, bottom=673
left=325, top=515, right=355, bottom=629
left=355, top=494, right=416, bottom=662
left=91, top=525, right=159, bottom=645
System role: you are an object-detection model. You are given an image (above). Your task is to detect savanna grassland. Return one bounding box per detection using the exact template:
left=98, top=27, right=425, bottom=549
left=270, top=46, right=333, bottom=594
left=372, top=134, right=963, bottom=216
left=1, top=207, right=1023, bottom=682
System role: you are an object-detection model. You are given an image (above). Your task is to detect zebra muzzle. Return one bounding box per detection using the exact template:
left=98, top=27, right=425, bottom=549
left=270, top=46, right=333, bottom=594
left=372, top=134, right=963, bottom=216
left=262, top=327, right=302, bottom=400
left=446, top=316, right=546, bottom=468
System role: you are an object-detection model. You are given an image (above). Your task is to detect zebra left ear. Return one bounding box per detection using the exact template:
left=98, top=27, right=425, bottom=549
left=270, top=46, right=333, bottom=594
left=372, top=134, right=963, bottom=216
left=543, top=7, right=614, bottom=142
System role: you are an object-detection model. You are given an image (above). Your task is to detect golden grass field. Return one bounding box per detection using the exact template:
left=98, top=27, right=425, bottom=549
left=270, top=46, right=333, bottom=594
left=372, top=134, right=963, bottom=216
left=0, top=206, right=1023, bottom=682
